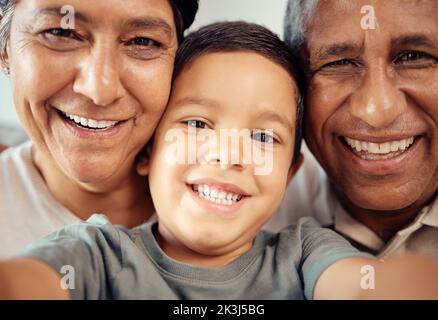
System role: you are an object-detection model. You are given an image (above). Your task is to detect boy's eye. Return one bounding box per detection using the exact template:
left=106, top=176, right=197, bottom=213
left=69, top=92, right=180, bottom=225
left=252, top=131, right=276, bottom=144
left=186, top=120, right=210, bottom=129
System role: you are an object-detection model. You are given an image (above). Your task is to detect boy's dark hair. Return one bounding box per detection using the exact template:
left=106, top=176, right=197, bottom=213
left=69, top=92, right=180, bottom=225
left=173, top=21, right=304, bottom=163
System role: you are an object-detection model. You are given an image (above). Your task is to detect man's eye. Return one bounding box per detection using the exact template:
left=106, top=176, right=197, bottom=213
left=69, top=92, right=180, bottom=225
left=323, top=59, right=357, bottom=68
left=394, top=51, right=437, bottom=64
left=186, top=120, right=209, bottom=129
left=252, top=131, right=276, bottom=144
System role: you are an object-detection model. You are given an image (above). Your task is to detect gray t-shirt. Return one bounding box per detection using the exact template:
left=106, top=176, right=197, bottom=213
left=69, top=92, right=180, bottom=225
left=19, top=214, right=369, bottom=300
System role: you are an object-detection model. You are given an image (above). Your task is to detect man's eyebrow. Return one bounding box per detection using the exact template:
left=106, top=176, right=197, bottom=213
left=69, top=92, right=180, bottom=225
left=313, top=41, right=360, bottom=61
left=390, top=34, right=436, bottom=48
left=122, top=17, right=174, bottom=37
left=173, top=97, right=222, bottom=109
left=255, top=110, right=293, bottom=132
left=32, top=7, right=90, bottom=24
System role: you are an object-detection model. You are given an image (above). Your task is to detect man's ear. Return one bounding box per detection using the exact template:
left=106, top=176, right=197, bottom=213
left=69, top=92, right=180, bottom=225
left=286, top=153, right=304, bottom=185
left=136, top=143, right=153, bottom=176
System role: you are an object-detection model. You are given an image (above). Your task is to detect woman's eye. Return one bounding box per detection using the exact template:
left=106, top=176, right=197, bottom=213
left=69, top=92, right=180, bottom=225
left=186, top=120, right=209, bottom=129
left=252, top=131, right=276, bottom=144
left=42, top=28, right=76, bottom=39
left=126, top=37, right=161, bottom=48
left=394, top=51, right=437, bottom=64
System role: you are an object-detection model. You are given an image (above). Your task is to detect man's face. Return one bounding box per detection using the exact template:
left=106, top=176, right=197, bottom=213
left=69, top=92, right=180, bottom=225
left=148, top=52, right=298, bottom=260
left=304, top=0, right=438, bottom=212
left=7, top=0, right=177, bottom=185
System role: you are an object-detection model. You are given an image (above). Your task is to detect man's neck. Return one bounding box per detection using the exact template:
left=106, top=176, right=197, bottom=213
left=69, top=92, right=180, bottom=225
left=335, top=189, right=437, bottom=243
left=33, top=149, right=154, bottom=228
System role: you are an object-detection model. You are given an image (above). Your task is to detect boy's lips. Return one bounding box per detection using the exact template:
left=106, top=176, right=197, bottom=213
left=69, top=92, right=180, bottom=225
left=186, top=179, right=250, bottom=215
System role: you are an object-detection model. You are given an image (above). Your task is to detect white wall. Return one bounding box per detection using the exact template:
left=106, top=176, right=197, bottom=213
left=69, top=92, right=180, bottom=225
left=0, top=0, right=288, bottom=127
left=0, top=73, right=16, bottom=125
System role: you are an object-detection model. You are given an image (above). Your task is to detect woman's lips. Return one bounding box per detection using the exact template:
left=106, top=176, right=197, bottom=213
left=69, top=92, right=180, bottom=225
left=56, top=108, right=130, bottom=140
left=338, top=134, right=424, bottom=175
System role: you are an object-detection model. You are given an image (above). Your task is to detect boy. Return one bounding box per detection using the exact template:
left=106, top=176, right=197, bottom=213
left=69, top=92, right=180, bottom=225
left=0, top=22, right=437, bottom=300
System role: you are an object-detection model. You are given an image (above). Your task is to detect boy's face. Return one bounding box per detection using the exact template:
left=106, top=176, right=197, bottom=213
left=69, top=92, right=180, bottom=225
left=147, top=52, right=299, bottom=261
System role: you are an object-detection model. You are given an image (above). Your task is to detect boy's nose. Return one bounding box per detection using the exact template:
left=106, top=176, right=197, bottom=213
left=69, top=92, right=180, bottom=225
left=201, top=136, right=248, bottom=171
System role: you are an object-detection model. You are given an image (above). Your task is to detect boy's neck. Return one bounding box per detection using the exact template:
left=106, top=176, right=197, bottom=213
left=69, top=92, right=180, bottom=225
left=33, top=148, right=155, bottom=228
left=154, top=224, right=254, bottom=268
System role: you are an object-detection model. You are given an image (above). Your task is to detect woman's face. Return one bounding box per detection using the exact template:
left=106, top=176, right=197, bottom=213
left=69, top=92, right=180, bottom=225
left=7, top=0, right=177, bottom=185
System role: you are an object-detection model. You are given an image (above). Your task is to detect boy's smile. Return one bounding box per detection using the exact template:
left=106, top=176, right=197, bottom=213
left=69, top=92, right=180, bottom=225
left=146, top=51, right=300, bottom=267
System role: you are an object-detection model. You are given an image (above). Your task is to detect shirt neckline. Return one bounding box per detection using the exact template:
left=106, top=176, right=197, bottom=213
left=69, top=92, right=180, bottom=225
left=136, top=221, right=266, bottom=283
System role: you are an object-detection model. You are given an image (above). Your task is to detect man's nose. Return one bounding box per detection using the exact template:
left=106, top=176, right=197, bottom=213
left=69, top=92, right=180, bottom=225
left=73, top=41, right=126, bottom=107
left=349, top=61, right=407, bottom=128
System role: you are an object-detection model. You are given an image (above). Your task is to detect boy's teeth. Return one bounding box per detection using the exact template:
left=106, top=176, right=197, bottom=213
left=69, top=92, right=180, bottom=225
left=191, top=184, right=242, bottom=206
left=344, top=137, right=415, bottom=155
left=63, top=112, right=119, bottom=129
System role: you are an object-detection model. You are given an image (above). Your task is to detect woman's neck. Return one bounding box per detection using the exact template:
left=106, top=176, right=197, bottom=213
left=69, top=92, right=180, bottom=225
left=33, top=148, right=154, bottom=228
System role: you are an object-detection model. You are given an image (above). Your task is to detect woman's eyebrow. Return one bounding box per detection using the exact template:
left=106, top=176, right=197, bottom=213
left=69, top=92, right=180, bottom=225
left=122, top=17, right=174, bottom=38
left=31, top=6, right=90, bottom=24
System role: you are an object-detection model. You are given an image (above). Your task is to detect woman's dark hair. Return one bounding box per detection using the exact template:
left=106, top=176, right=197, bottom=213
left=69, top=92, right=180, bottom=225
left=173, top=21, right=304, bottom=163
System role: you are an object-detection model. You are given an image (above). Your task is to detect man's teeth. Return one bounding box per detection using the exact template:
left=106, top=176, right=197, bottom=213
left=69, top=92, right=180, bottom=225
left=63, top=112, right=119, bottom=129
left=344, top=137, right=415, bottom=155
left=192, top=184, right=242, bottom=206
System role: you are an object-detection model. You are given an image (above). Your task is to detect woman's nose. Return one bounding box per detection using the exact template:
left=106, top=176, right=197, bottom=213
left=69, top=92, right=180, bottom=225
left=349, top=61, right=407, bottom=128
left=73, top=40, right=126, bottom=107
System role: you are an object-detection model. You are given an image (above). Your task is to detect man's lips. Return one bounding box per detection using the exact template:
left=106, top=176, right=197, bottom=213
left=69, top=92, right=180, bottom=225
left=337, top=134, right=424, bottom=175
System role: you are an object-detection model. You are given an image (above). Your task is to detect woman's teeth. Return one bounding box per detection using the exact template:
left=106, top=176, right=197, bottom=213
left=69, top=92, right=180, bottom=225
left=344, top=137, right=415, bottom=157
left=192, top=184, right=242, bottom=206
left=61, top=111, right=119, bottom=130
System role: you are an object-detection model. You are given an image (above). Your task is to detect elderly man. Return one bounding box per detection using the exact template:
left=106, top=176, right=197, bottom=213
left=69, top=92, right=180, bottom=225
left=266, top=0, right=438, bottom=258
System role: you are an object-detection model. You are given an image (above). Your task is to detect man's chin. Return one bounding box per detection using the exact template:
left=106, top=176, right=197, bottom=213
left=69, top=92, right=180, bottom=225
left=343, top=187, right=423, bottom=214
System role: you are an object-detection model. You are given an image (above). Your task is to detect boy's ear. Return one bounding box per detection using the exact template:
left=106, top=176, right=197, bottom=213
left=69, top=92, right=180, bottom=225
left=286, top=153, right=304, bottom=185
left=136, top=143, right=153, bottom=176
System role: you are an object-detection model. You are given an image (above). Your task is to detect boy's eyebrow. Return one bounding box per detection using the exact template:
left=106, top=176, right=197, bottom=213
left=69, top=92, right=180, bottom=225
left=173, top=97, right=293, bottom=132
left=255, top=110, right=293, bottom=132
left=173, top=97, right=222, bottom=109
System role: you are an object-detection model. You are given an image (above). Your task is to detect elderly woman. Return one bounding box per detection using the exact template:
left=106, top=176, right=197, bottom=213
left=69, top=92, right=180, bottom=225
left=0, top=0, right=198, bottom=257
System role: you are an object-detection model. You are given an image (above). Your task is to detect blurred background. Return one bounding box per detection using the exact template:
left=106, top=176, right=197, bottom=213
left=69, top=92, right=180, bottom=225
left=0, top=0, right=288, bottom=128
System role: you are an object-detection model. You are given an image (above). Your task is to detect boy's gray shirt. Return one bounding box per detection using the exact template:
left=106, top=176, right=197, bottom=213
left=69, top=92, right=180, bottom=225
left=19, top=215, right=370, bottom=300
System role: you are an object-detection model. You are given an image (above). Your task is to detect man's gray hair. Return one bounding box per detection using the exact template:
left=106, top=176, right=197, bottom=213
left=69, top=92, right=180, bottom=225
left=283, top=0, right=319, bottom=49
left=0, top=0, right=15, bottom=66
